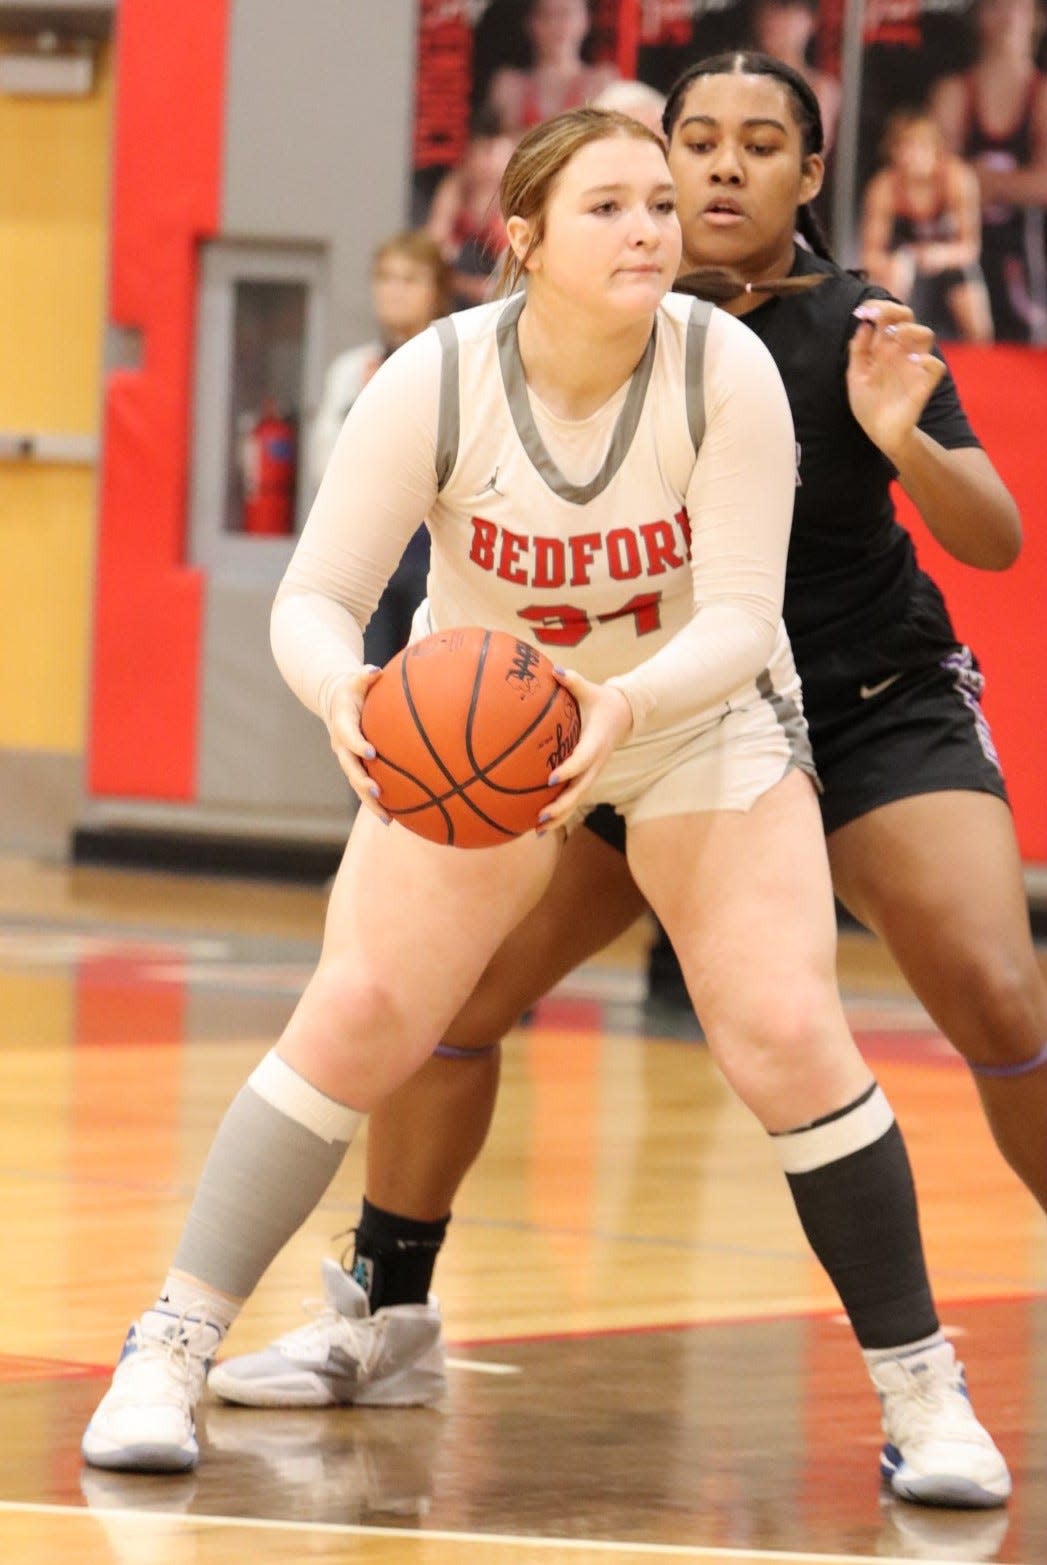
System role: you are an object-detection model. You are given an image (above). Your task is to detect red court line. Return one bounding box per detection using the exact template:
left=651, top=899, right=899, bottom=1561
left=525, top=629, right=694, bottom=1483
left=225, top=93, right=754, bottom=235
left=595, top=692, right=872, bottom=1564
left=0, top=1356, right=107, bottom=1384
left=448, top=1287, right=1047, bottom=1352
left=51, top=1289, right=1045, bottom=1380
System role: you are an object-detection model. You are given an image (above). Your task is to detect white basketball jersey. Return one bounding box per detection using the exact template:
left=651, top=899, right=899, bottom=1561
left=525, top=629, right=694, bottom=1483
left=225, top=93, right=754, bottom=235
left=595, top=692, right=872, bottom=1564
left=421, top=291, right=712, bottom=689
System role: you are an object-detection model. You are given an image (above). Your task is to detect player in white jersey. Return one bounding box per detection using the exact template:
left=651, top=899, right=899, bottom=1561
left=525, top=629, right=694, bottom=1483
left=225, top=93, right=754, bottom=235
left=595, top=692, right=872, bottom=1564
left=83, top=107, right=1007, bottom=1505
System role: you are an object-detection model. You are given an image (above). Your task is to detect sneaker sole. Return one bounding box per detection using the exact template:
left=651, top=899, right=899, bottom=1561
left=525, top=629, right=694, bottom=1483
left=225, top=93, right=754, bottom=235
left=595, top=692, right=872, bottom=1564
left=889, top=1471, right=1011, bottom=1509
left=207, top=1371, right=344, bottom=1408
left=207, top=1368, right=447, bottom=1409
left=882, top=1450, right=1011, bottom=1510
left=81, top=1438, right=198, bottom=1474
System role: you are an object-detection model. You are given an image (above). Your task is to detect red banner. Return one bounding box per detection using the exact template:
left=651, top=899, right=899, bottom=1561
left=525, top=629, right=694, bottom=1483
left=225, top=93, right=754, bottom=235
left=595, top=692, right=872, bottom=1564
left=639, top=0, right=693, bottom=49
left=863, top=0, right=922, bottom=49
left=413, top=0, right=474, bottom=171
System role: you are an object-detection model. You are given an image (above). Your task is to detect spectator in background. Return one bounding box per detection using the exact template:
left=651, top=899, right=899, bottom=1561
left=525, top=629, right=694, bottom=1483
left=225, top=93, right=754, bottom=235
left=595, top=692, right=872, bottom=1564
left=308, top=232, right=452, bottom=668
left=591, top=77, right=668, bottom=141
left=860, top=110, right=994, bottom=342
left=749, top=0, right=841, bottom=152
left=425, top=110, right=515, bottom=307
left=484, top=0, right=619, bottom=136
left=930, top=0, right=1047, bottom=343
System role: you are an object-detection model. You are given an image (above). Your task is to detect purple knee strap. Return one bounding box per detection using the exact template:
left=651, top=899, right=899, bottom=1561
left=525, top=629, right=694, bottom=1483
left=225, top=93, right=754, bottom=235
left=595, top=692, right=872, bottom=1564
left=432, top=1040, right=500, bottom=1061
left=970, top=1039, right=1047, bottom=1079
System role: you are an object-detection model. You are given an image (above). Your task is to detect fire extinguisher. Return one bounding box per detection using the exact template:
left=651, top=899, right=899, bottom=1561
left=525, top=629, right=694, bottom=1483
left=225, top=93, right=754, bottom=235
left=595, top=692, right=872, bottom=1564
left=241, top=401, right=296, bottom=536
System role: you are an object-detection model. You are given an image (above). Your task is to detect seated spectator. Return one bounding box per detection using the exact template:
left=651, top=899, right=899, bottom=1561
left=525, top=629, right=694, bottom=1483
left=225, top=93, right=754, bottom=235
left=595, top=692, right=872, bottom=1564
left=860, top=109, right=994, bottom=342
left=308, top=232, right=452, bottom=666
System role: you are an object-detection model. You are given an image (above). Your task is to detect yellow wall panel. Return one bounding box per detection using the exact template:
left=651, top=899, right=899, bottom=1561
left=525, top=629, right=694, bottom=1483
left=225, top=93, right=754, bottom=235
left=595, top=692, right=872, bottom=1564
left=0, top=468, right=96, bottom=749
left=0, top=43, right=111, bottom=754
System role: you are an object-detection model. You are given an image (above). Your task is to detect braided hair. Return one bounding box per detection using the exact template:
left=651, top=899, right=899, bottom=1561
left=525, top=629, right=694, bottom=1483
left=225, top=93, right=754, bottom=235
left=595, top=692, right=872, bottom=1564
left=663, top=50, right=833, bottom=306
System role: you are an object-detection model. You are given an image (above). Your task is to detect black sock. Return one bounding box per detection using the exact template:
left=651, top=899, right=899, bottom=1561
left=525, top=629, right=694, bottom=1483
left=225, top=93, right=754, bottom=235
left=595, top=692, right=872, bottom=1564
left=772, top=1084, right=939, bottom=1349
left=785, top=1120, right=939, bottom=1349
left=349, top=1197, right=450, bottom=1311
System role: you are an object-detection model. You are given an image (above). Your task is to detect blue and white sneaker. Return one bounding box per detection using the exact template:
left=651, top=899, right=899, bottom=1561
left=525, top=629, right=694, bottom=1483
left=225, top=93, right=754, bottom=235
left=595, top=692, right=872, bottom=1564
left=872, top=1341, right=1010, bottom=1508
left=82, top=1307, right=222, bottom=1473
left=207, top=1260, right=446, bottom=1408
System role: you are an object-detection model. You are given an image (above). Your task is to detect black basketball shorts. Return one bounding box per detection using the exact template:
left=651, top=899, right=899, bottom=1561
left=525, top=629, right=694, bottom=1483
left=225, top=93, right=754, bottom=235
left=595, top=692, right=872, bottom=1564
left=583, top=576, right=1008, bottom=852
left=797, top=578, right=1009, bottom=837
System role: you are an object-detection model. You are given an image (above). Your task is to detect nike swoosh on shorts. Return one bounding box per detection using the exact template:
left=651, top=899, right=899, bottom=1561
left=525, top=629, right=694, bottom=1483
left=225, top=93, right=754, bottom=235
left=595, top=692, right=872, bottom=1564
left=859, top=674, right=902, bottom=700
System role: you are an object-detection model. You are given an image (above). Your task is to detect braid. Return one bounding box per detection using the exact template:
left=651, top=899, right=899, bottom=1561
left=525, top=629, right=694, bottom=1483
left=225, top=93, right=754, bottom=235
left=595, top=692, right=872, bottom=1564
left=796, top=203, right=833, bottom=261
left=674, top=268, right=827, bottom=305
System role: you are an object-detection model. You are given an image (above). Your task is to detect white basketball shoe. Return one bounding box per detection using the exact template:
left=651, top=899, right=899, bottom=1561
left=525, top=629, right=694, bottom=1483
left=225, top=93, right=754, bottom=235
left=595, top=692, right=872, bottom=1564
left=207, top=1259, right=446, bottom=1408
left=82, top=1307, right=223, bottom=1473
left=872, top=1340, right=1010, bottom=1508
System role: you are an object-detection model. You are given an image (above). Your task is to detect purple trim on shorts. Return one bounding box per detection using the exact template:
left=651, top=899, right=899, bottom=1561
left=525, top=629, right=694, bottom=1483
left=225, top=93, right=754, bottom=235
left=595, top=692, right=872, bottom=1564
left=433, top=1040, right=499, bottom=1061
left=941, top=647, right=1002, bottom=771
left=970, top=1039, right=1047, bottom=1078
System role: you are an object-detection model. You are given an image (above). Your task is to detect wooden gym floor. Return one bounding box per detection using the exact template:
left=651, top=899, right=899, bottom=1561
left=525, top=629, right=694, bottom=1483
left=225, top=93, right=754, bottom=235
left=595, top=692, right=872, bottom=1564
left=0, top=853, right=1045, bottom=1565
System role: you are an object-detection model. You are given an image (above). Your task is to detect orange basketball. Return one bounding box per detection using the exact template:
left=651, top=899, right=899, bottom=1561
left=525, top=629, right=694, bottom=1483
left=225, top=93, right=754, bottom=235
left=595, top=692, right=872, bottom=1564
left=360, top=627, right=581, bottom=848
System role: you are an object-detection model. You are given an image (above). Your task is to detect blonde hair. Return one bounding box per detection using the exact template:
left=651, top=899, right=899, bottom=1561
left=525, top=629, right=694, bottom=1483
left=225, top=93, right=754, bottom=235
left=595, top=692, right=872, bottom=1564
left=497, top=107, right=666, bottom=295
left=372, top=230, right=455, bottom=317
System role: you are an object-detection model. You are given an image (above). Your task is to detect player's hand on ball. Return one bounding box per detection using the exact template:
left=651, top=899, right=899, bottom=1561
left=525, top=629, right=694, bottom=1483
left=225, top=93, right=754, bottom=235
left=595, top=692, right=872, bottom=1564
left=328, top=667, right=390, bottom=823
left=538, top=669, right=633, bottom=834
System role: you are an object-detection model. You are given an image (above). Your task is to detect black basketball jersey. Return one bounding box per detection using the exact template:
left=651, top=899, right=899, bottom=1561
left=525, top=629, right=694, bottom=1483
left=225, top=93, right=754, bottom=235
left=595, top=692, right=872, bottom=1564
left=730, top=246, right=980, bottom=650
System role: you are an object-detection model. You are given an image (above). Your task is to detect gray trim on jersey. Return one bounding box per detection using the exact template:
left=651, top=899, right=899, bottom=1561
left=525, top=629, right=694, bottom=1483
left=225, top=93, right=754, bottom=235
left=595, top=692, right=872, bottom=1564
left=757, top=668, right=818, bottom=782
left=495, top=291, right=658, bottom=504
left=685, top=298, right=712, bottom=451
left=433, top=316, right=461, bottom=491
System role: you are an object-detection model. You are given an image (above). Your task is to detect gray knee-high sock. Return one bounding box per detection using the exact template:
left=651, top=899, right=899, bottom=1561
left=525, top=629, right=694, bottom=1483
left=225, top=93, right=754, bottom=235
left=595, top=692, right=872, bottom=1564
left=171, top=1050, right=362, bottom=1300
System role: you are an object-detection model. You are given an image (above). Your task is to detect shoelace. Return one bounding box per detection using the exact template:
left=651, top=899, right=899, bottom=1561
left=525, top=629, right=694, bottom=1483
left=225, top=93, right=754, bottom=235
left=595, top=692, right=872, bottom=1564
left=131, top=1302, right=220, bottom=1376
left=279, top=1296, right=384, bottom=1374
left=885, top=1366, right=982, bottom=1450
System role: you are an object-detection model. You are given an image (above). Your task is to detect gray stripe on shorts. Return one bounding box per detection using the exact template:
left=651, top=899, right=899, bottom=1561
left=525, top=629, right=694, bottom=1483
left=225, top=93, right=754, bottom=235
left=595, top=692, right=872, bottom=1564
left=433, top=316, right=460, bottom=491
left=757, top=668, right=819, bottom=784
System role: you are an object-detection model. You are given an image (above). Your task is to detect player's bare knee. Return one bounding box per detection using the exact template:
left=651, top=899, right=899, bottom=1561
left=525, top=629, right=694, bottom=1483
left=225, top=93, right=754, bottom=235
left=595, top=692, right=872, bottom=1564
left=441, top=982, right=522, bottom=1051
left=951, top=949, right=1047, bottom=1064
left=706, top=984, right=839, bottom=1095
left=310, top=959, right=403, bottom=1042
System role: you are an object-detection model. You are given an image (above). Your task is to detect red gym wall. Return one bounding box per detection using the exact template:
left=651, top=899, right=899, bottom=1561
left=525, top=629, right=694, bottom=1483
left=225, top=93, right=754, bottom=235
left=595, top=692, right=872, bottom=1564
left=898, top=348, right=1047, bottom=862
left=87, top=0, right=229, bottom=801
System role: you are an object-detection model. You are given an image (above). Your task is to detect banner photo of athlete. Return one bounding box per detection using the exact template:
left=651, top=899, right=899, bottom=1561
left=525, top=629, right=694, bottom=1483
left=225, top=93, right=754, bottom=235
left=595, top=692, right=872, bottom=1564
left=411, top=0, right=630, bottom=307
left=857, top=0, right=1047, bottom=344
